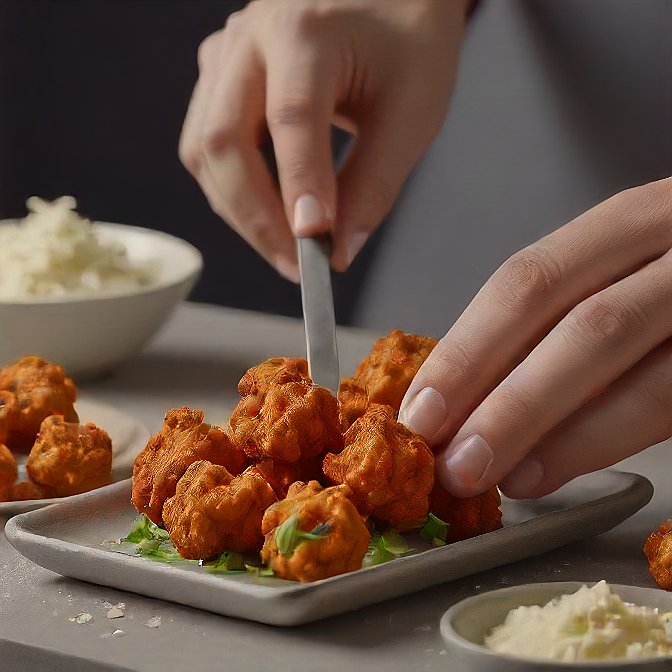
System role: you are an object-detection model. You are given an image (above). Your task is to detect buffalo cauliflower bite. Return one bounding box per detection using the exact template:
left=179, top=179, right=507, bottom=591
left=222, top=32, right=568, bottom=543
left=261, top=481, right=370, bottom=582
left=0, top=444, right=17, bottom=500
left=644, top=520, right=672, bottom=590
left=0, top=391, right=19, bottom=447
left=7, top=480, right=55, bottom=501
left=338, top=330, right=437, bottom=429
left=237, top=357, right=309, bottom=397
left=429, top=483, right=502, bottom=543
left=323, top=404, right=434, bottom=531
left=132, top=407, right=247, bottom=525
left=0, top=356, right=78, bottom=452
left=230, top=377, right=342, bottom=463
left=255, top=455, right=324, bottom=499
left=26, top=415, right=112, bottom=496
left=163, top=461, right=277, bottom=559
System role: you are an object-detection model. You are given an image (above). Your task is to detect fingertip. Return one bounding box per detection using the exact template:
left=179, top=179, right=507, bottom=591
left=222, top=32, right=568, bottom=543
left=435, top=434, right=495, bottom=497
left=292, top=193, right=333, bottom=238
left=498, top=456, right=546, bottom=499
left=398, top=386, right=446, bottom=442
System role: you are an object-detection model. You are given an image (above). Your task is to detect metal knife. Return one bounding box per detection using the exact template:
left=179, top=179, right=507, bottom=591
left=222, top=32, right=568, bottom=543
left=297, top=235, right=340, bottom=393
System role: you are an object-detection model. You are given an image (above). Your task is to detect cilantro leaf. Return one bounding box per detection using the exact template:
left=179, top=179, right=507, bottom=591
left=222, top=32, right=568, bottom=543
left=363, top=530, right=413, bottom=567
left=275, top=514, right=331, bottom=557
left=420, top=513, right=449, bottom=547
left=123, top=515, right=170, bottom=544
left=204, top=552, right=247, bottom=574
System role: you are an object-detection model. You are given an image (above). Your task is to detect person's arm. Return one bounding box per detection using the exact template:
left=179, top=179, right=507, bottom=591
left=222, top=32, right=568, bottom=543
left=178, top=0, right=471, bottom=281
left=399, top=177, right=672, bottom=499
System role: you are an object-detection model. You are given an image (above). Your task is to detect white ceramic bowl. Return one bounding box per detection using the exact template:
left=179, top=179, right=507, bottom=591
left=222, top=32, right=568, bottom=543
left=441, top=582, right=672, bottom=672
left=0, top=222, right=203, bottom=379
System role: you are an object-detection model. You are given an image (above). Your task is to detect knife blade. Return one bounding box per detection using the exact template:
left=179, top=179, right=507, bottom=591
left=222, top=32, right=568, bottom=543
left=297, top=235, right=339, bottom=393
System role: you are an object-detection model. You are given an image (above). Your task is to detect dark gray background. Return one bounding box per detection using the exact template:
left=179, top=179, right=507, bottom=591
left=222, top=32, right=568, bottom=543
left=1, top=0, right=670, bottom=335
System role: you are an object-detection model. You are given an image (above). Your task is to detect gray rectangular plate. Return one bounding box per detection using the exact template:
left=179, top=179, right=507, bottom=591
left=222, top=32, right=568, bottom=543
left=5, top=470, right=652, bottom=626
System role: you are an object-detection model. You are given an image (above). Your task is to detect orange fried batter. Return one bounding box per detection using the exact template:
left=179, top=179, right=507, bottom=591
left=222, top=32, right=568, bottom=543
left=26, top=416, right=112, bottom=496
left=0, top=444, right=17, bottom=500
left=338, top=330, right=437, bottom=429
left=230, top=379, right=342, bottom=463
left=323, top=404, right=434, bottom=530
left=255, top=456, right=324, bottom=499
left=261, top=481, right=370, bottom=582
left=132, top=407, right=247, bottom=525
left=0, top=356, right=78, bottom=452
left=8, top=480, right=55, bottom=501
left=644, top=520, right=672, bottom=590
left=163, top=461, right=277, bottom=559
left=237, top=357, right=309, bottom=397
left=0, top=391, right=19, bottom=447
left=429, top=483, right=503, bottom=543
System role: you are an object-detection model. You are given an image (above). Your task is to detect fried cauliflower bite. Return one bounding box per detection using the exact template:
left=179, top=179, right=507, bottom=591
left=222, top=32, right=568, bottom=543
left=255, top=455, right=324, bottom=499
left=163, top=461, right=277, bottom=559
left=0, top=356, right=78, bottom=452
left=338, top=330, right=437, bottom=429
left=323, top=404, right=434, bottom=531
left=132, top=407, right=247, bottom=525
left=0, top=444, right=17, bottom=500
left=237, top=357, right=309, bottom=397
left=7, top=480, right=55, bottom=501
left=0, top=391, right=19, bottom=447
left=230, top=378, right=342, bottom=463
left=644, top=520, right=672, bottom=590
left=261, top=481, right=370, bottom=582
left=429, top=483, right=503, bottom=543
left=25, top=415, right=112, bottom=497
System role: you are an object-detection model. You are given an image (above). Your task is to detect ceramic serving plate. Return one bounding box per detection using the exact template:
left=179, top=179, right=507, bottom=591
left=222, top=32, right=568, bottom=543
left=0, top=398, right=149, bottom=515
left=440, top=582, right=672, bottom=671
left=5, top=470, right=653, bottom=626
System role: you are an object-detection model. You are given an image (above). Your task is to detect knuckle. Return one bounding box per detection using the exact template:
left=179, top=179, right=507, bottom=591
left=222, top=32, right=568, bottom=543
left=564, top=295, right=648, bottom=352
left=200, top=123, right=240, bottom=157
left=493, top=383, right=540, bottom=426
left=197, top=32, right=220, bottom=71
left=493, top=246, right=564, bottom=312
left=613, top=179, right=672, bottom=246
left=268, top=98, right=317, bottom=129
left=281, top=3, right=334, bottom=38
left=431, top=340, right=475, bottom=386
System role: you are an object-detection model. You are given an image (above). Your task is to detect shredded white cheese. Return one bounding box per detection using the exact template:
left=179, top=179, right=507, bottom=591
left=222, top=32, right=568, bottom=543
left=485, top=581, right=672, bottom=661
left=0, top=196, right=158, bottom=300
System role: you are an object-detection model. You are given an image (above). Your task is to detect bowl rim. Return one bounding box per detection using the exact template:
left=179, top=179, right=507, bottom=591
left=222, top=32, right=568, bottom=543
left=440, top=580, right=672, bottom=669
left=0, top=220, right=203, bottom=305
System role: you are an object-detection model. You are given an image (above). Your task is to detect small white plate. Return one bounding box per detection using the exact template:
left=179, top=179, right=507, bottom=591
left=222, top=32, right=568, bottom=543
left=0, top=398, right=149, bottom=516
left=440, top=582, right=672, bottom=671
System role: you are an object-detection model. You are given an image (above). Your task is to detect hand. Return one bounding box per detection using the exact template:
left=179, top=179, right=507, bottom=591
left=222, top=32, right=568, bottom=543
left=179, top=0, right=469, bottom=281
left=399, top=178, right=672, bottom=499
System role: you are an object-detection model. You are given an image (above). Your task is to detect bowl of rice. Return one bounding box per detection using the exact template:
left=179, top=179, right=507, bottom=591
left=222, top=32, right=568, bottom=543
left=0, top=196, right=203, bottom=379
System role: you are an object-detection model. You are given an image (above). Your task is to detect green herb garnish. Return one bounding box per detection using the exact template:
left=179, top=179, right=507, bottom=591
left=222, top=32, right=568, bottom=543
left=203, top=552, right=246, bottom=574
left=363, top=530, right=413, bottom=566
left=275, top=514, right=331, bottom=557
left=123, top=515, right=170, bottom=544
left=419, top=513, right=449, bottom=548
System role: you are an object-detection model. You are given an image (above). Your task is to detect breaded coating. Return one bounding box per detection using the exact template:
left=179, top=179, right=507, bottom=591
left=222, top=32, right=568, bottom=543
left=0, top=391, right=19, bottom=447
left=338, top=330, right=437, bottom=429
left=26, top=415, right=112, bottom=496
left=323, top=404, right=434, bottom=531
left=230, top=378, right=342, bottom=463
left=429, top=483, right=503, bottom=543
left=237, top=357, right=309, bottom=397
left=261, top=481, right=370, bottom=582
left=132, top=407, right=247, bottom=525
left=7, top=480, right=55, bottom=501
left=255, top=456, right=324, bottom=499
left=644, top=520, right=672, bottom=590
left=163, top=461, right=277, bottom=559
left=0, top=356, right=78, bottom=452
left=0, top=444, right=17, bottom=500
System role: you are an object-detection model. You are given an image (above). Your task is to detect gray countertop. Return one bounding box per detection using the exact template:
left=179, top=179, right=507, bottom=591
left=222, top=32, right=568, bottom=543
left=1, top=303, right=670, bottom=672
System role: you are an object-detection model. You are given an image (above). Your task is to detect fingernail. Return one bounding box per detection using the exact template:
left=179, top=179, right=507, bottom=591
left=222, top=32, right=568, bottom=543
left=346, top=231, right=368, bottom=266
left=275, top=256, right=300, bottom=283
left=293, top=194, right=325, bottom=237
left=500, top=457, right=545, bottom=499
left=398, top=387, right=446, bottom=442
left=439, top=434, right=493, bottom=491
